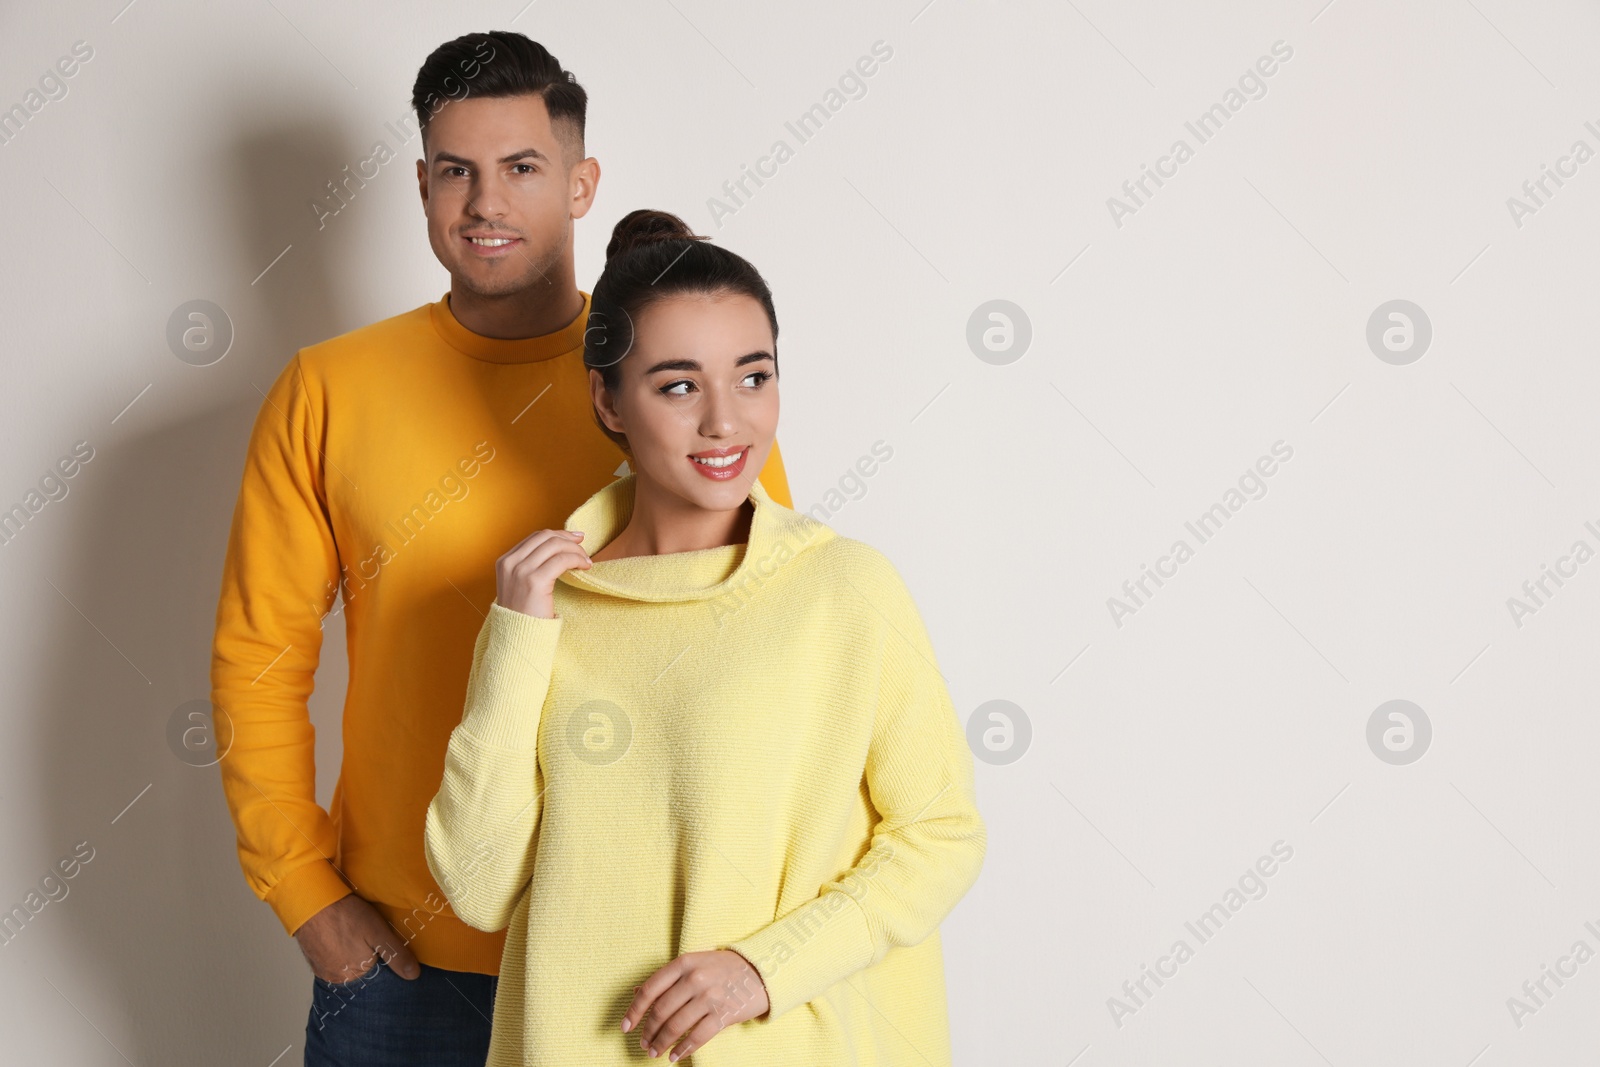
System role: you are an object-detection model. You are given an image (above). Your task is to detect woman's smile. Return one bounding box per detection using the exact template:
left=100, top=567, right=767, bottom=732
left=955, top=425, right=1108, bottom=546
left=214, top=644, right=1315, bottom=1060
left=688, top=445, right=749, bottom=480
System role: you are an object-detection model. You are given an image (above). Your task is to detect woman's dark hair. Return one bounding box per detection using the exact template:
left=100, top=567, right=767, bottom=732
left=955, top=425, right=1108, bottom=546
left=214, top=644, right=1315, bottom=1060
left=411, top=31, right=587, bottom=164
left=584, top=210, right=780, bottom=454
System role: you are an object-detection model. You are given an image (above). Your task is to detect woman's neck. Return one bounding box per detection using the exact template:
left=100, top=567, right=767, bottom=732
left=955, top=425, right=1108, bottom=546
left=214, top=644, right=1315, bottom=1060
left=590, top=475, right=754, bottom=561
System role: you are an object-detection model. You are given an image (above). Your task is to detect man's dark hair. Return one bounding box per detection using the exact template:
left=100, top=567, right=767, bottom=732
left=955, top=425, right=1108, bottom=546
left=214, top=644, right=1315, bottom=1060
left=411, top=31, right=587, bottom=164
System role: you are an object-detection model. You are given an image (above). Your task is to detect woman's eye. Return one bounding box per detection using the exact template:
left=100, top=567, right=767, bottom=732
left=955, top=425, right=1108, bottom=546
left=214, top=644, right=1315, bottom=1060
left=660, top=372, right=769, bottom=395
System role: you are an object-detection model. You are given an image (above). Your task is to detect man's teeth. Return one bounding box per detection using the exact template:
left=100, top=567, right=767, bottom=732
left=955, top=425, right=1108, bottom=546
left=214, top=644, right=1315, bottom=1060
left=469, top=237, right=513, bottom=246
left=692, top=451, right=743, bottom=468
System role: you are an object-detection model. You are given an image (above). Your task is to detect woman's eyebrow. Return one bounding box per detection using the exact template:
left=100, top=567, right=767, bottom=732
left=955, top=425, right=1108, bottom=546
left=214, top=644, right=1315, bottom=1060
left=643, top=352, right=773, bottom=375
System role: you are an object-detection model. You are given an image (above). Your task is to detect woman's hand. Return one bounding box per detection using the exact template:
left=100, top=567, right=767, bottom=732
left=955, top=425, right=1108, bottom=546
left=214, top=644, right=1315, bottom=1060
left=495, top=529, right=591, bottom=618
left=621, top=949, right=770, bottom=1061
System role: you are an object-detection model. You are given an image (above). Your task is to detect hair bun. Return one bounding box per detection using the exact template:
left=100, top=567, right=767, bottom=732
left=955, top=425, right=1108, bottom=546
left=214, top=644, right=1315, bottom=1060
left=605, top=209, right=707, bottom=262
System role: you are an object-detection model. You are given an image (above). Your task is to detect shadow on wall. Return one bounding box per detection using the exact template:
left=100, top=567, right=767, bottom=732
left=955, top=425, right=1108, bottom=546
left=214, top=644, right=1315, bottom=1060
left=31, top=116, right=367, bottom=1062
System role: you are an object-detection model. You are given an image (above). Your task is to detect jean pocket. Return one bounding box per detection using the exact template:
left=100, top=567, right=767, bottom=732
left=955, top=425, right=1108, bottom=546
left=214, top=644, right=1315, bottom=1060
left=315, top=957, right=384, bottom=989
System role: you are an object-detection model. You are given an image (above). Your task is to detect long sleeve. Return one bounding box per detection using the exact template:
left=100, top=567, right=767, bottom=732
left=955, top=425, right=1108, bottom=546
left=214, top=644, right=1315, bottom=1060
left=424, top=600, right=562, bottom=933
left=209, top=353, right=351, bottom=937
left=725, top=558, right=987, bottom=1021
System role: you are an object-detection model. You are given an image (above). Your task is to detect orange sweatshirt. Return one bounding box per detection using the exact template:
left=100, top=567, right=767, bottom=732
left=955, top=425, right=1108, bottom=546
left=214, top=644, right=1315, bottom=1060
left=209, top=290, right=792, bottom=974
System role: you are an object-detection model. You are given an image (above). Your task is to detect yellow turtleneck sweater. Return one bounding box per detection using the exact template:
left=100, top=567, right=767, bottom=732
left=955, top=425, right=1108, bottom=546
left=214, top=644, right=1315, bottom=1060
left=209, top=290, right=793, bottom=975
left=424, top=472, right=986, bottom=1066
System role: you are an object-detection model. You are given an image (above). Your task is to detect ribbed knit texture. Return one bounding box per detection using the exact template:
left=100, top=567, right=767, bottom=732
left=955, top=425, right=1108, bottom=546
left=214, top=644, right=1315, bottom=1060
left=208, top=291, right=794, bottom=975
left=424, top=473, right=986, bottom=1066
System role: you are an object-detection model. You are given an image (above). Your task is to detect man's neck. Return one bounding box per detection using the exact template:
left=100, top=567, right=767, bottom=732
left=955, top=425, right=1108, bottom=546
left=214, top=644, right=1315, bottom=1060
left=448, top=271, right=585, bottom=340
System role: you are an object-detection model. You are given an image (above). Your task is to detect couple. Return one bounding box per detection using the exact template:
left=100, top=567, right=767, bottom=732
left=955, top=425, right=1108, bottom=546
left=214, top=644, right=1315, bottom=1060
left=210, top=30, right=985, bottom=1067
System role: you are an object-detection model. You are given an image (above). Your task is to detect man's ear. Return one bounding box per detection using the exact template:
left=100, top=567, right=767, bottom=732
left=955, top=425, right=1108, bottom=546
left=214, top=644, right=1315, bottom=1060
left=569, top=154, right=600, bottom=220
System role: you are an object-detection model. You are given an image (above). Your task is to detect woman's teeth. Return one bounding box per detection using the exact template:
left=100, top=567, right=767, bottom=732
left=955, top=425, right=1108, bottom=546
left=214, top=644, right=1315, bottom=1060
left=693, top=451, right=744, bottom=468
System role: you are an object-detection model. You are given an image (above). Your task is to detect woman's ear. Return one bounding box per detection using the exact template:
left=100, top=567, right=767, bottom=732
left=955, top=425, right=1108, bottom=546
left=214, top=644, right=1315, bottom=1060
left=588, top=367, right=626, bottom=436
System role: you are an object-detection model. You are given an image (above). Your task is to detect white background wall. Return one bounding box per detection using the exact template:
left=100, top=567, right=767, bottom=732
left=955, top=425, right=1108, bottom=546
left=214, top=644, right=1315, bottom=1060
left=1, top=0, right=1597, bottom=1063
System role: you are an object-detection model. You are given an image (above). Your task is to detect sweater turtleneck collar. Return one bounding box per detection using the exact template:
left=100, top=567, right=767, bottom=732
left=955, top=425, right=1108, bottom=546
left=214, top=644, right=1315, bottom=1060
left=556, top=471, right=834, bottom=604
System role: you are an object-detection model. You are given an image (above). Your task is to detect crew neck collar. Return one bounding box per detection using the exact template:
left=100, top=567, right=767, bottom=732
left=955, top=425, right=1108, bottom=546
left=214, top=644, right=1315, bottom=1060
left=429, top=290, right=591, bottom=364
left=556, top=472, right=835, bottom=604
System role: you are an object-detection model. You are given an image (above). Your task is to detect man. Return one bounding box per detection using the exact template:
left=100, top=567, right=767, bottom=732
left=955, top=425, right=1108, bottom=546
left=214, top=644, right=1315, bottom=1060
left=209, top=30, right=792, bottom=1065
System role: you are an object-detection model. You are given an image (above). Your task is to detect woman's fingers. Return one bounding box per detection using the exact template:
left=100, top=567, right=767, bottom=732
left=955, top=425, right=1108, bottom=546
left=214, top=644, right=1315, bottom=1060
left=498, top=528, right=584, bottom=569
left=647, top=1000, right=713, bottom=1061
left=624, top=951, right=763, bottom=1059
left=665, top=1012, right=727, bottom=1062
left=624, top=959, right=686, bottom=1048
left=495, top=530, right=591, bottom=617
left=506, top=537, right=589, bottom=585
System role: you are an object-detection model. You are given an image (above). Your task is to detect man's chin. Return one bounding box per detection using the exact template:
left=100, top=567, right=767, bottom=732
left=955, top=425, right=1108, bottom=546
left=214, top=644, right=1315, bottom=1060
left=452, top=270, right=553, bottom=300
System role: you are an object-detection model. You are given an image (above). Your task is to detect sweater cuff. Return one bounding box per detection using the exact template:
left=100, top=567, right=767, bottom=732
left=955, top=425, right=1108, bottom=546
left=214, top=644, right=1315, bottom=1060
left=726, top=890, right=876, bottom=1020
left=265, top=858, right=354, bottom=937
left=459, top=601, right=563, bottom=750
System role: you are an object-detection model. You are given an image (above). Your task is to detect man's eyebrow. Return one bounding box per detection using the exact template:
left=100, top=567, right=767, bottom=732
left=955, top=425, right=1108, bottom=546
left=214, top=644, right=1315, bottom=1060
left=643, top=352, right=774, bottom=375
left=432, top=147, right=551, bottom=168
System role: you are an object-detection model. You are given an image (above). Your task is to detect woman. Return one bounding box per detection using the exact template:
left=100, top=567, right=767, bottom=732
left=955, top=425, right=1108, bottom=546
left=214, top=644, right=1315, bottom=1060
left=423, top=209, right=985, bottom=1066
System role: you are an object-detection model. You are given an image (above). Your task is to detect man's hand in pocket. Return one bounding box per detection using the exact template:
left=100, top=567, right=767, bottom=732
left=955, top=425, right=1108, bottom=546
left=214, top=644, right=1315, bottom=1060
left=294, top=893, right=422, bottom=982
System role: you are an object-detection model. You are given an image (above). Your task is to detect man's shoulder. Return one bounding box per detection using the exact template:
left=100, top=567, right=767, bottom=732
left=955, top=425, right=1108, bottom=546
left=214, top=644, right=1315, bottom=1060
left=295, top=299, right=436, bottom=375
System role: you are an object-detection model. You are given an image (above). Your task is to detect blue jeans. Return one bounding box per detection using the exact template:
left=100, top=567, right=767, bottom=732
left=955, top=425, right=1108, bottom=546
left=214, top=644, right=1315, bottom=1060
left=304, top=956, right=498, bottom=1066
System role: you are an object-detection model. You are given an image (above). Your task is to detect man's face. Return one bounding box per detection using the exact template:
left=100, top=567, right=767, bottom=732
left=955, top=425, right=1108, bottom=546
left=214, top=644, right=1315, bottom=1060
left=416, top=94, right=596, bottom=298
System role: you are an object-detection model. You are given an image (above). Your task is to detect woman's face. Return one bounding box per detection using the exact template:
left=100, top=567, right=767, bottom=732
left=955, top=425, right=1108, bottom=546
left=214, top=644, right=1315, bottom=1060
left=589, top=290, right=779, bottom=514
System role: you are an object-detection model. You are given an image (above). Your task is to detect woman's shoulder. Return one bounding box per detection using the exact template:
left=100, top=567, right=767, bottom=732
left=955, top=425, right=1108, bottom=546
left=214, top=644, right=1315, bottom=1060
left=757, top=497, right=921, bottom=610
left=800, top=533, right=919, bottom=608
left=807, top=531, right=889, bottom=572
